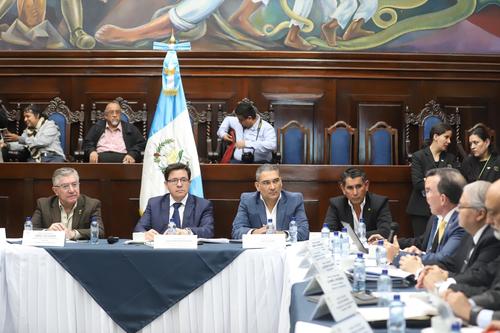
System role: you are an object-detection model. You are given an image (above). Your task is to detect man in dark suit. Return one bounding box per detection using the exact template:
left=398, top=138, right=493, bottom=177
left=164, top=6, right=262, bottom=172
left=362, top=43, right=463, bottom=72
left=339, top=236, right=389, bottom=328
left=83, top=101, right=146, bottom=163
left=135, top=163, right=214, bottom=240
left=32, top=167, right=104, bottom=240
left=231, top=164, right=309, bottom=240
left=323, top=167, right=392, bottom=238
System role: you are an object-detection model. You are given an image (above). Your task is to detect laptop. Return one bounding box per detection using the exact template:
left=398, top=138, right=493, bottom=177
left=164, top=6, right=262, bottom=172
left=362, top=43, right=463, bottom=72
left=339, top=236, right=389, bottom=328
left=341, top=221, right=368, bottom=254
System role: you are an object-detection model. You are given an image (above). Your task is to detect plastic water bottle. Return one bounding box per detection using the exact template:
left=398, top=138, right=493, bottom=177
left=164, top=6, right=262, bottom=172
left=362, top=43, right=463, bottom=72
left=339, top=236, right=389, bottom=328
left=90, top=217, right=99, bottom=244
left=451, top=321, right=461, bottom=333
left=388, top=294, right=406, bottom=333
left=266, top=219, right=275, bottom=234
left=341, top=227, right=350, bottom=256
left=358, top=218, right=367, bottom=246
left=165, top=218, right=177, bottom=235
left=376, top=239, right=388, bottom=267
left=24, top=216, right=33, bottom=231
left=377, top=269, right=392, bottom=306
left=289, top=217, right=298, bottom=243
left=321, top=223, right=330, bottom=247
left=352, top=253, right=366, bottom=293
left=332, top=231, right=341, bottom=266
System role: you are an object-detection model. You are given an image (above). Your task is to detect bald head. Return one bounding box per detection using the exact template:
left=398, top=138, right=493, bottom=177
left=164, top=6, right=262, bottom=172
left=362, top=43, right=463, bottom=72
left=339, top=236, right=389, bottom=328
left=485, top=179, right=500, bottom=240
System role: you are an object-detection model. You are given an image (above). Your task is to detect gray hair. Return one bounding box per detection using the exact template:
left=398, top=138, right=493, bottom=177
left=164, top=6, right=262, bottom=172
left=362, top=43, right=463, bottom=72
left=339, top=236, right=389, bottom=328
left=463, top=180, right=491, bottom=209
left=255, top=164, right=280, bottom=181
left=52, top=167, right=79, bottom=186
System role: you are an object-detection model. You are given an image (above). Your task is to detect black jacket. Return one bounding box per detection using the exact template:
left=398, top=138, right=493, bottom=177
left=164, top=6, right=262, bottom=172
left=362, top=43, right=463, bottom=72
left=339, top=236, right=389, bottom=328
left=324, top=192, right=393, bottom=238
left=83, top=120, right=146, bottom=162
left=460, top=152, right=500, bottom=183
left=406, top=147, right=456, bottom=217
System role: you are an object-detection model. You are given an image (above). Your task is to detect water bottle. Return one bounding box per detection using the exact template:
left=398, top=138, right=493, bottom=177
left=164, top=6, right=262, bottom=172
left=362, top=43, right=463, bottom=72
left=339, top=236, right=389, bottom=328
left=332, top=231, right=341, bottom=266
left=24, top=216, right=33, bottom=231
left=352, top=252, right=366, bottom=293
left=358, top=218, right=367, bottom=246
left=451, top=321, right=461, bottom=333
left=266, top=219, right=275, bottom=234
left=321, top=223, right=330, bottom=247
left=377, top=269, right=392, bottom=306
left=90, top=217, right=99, bottom=244
left=165, top=218, right=177, bottom=235
left=388, top=294, right=406, bottom=333
left=341, top=227, right=350, bottom=256
left=289, top=217, right=298, bottom=243
left=376, top=239, right=388, bottom=267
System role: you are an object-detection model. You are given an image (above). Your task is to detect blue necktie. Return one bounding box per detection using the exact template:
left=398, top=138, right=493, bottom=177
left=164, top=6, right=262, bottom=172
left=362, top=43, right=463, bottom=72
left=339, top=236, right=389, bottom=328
left=172, top=202, right=182, bottom=228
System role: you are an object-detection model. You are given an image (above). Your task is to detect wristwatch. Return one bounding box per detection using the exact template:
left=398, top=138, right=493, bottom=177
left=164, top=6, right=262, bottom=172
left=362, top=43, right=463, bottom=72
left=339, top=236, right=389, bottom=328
left=469, top=305, right=483, bottom=325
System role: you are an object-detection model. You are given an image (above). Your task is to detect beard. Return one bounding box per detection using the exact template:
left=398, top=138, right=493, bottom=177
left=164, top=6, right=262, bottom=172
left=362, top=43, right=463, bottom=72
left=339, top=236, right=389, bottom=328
left=494, top=229, right=500, bottom=240
left=110, top=120, right=120, bottom=127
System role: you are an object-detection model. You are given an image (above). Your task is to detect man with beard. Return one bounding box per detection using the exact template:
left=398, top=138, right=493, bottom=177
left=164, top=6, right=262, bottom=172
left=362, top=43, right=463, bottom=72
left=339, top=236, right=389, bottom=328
left=83, top=101, right=145, bottom=163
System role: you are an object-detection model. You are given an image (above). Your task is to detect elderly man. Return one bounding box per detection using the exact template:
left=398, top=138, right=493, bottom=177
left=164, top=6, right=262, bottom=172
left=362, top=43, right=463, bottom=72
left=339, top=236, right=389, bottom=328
left=375, top=168, right=466, bottom=273
left=1, top=104, right=65, bottom=162
left=324, top=167, right=393, bottom=238
left=440, top=179, right=500, bottom=328
left=417, top=181, right=500, bottom=289
left=232, top=164, right=309, bottom=240
left=83, top=101, right=145, bottom=163
left=31, top=167, right=104, bottom=240
left=135, top=163, right=214, bottom=240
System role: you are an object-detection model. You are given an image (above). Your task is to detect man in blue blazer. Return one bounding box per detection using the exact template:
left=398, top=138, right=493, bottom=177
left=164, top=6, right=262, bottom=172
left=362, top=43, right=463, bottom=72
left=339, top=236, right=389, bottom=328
left=134, top=163, right=214, bottom=240
left=231, top=164, right=309, bottom=240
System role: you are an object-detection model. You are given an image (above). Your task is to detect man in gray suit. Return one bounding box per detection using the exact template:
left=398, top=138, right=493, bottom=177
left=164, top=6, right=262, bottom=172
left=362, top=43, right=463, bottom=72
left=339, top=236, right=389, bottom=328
left=231, top=164, right=309, bottom=240
left=32, top=167, right=104, bottom=240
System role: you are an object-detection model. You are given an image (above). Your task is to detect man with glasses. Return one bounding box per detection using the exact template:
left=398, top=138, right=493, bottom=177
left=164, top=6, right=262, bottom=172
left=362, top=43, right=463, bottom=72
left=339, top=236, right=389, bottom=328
left=231, top=164, right=309, bottom=240
left=83, top=101, right=145, bottom=163
left=31, top=167, right=104, bottom=240
left=134, top=163, right=214, bottom=240
left=324, top=167, right=393, bottom=238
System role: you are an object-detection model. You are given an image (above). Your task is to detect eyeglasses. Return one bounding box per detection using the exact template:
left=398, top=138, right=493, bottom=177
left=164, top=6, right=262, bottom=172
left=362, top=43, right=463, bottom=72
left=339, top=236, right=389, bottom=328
left=457, top=205, right=483, bottom=211
left=166, top=177, right=190, bottom=185
left=259, top=178, right=281, bottom=187
left=54, top=182, right=80, bottom=191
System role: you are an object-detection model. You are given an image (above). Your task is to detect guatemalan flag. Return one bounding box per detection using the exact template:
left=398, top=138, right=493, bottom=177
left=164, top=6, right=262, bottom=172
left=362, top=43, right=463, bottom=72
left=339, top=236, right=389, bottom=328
left=139, top=41, right=203, bottom=214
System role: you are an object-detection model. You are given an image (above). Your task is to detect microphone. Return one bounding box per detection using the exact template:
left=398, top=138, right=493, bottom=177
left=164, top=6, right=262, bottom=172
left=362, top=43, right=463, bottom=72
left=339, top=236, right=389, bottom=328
left=388, top=222, right=399, bottom=243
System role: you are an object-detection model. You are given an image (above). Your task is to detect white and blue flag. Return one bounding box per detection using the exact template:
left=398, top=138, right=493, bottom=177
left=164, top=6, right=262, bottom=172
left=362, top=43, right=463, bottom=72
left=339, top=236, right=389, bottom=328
left=140, top=41, right=202, bottom=213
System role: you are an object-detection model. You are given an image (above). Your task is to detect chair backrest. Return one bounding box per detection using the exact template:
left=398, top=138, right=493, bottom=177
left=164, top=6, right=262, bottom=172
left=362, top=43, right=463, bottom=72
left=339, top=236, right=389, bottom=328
left=365, top=121, right=398, bottom=165
left=324, top=121, right=358, bottom=165
left=278, top=120, right=310, bottom=164
left=0, top=100, right=22, bottom=134
left=187, top=101, right=222, bottom=163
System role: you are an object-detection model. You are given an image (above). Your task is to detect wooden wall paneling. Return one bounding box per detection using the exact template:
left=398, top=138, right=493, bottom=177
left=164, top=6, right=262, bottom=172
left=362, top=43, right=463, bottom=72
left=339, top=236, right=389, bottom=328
left=0, top=195, right=8, bottom=230
left=211, top=199, right=240, bottom=238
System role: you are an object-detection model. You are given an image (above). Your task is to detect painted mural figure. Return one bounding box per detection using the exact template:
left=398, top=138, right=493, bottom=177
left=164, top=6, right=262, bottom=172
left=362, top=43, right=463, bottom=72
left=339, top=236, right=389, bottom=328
left=0, top=0, right=95, bottom=49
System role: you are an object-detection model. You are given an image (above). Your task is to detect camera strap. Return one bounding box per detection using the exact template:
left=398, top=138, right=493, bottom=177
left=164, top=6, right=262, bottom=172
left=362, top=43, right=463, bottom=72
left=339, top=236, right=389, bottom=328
left=255, top=118, right=263, bottom=140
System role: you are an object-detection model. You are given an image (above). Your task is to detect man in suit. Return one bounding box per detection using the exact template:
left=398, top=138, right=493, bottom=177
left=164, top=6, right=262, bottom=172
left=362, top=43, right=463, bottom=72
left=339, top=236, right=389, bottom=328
left=231, top=164, right=309, bottom=240
left=83, top=101, right=146, bottom=163
left=441, top=179, right=500, bottom=328
left=31, top=167, right=104, bottom=240
left=379, top=168, right=466, bottom=273
left=417, top=181, right=500, bottom=289
left=135, top=162, right=214, bottom=240
left=323, top=167, right=392, bottom=238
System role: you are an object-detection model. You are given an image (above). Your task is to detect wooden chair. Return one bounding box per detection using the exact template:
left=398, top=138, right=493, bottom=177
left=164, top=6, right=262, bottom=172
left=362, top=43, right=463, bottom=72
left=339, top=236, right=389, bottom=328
left=324, top=121, right=358, bottom=165
left=278, top=120, right=310, bottom=164
left=187, top=101, right=221, bottom=163
left=365, top=121, right=398, bottom=165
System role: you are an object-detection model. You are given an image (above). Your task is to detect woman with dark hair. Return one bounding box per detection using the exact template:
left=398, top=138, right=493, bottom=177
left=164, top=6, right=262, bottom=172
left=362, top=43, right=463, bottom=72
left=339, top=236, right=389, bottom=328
left=460, top=125, right=500, bottom=183
left=406, top=122, right=457, bottom=237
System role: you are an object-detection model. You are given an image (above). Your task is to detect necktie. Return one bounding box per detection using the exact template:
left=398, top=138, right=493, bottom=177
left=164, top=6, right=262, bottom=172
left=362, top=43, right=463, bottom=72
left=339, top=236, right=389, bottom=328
left=172, top=202, right=182, bottom=228
left=437, top=219, right=447, bottom=243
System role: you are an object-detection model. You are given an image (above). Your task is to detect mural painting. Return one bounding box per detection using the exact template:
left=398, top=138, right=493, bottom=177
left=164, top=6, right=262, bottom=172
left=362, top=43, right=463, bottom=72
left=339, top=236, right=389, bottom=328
left=0, top=0, right=498, bottom=53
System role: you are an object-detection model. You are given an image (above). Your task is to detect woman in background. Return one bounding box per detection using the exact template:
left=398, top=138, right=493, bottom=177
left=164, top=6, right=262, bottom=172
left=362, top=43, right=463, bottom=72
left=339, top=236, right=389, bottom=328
left=461, top=125, right=500, bottom=183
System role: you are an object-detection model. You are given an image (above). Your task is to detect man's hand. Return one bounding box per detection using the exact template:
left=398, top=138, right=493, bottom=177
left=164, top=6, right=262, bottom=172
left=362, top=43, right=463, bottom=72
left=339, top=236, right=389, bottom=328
left=176, top=229, right=192, bottom=235
left=235, top=140, right=246, bottom=149
left=48, top=222, right=75, bottom=240
left=223, top=133, right=234, bottom=142
left=145, top=229, right=159, bottom=241
left=368, top=234, right=385, bottom=244
left=122, top=154, right=135, bottom=164
left=483, top=320, right=500, bottom=332
left=400, top=255, right=423, bottom=274
left=251, top=226, right=267, bottom=234
left=4, top=131, right=19, bottom=142
left=89, top=151, right=99, bottom=163
left=417, top=265, right=448, bottom=290
left=402, top=245, right=423, bottom=255
left=386, top=235, right=401, bottom=263
left=444, top=291, right=471, bottom=321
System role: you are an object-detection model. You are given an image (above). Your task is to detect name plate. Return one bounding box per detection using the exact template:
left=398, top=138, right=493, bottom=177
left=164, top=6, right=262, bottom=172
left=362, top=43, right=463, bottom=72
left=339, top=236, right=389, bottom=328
left=0, top=228, right=5, bottom=243
left=330, top=314, right=373, bottom=333
left=242, top=234, right=286, bottom=249
left=22, top=230, right=65, bottom=247
left=154, top=235, right=198, bottom=249
left=132, top=232, right=145, bottom=242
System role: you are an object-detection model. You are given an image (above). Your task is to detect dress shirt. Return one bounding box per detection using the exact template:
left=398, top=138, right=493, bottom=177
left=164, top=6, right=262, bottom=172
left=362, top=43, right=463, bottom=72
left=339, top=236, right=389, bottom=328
left=347, top=197, right=366, bottom=232
left=169, top=194, right=189, bottom=228
left=96, top=123, right=127, bottom=154
left=247, top=193, right=282, bottom=234
left=58, top=200, right=80, bottom=240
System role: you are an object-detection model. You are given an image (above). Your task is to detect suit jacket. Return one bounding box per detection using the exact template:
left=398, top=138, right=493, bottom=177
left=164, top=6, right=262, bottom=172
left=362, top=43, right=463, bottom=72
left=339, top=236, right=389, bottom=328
left=31, top=194, right=104, bottom=240
left=323, top=192, right=392, bottom=238
left=231, top=190, right=309, bottom=241
left=406, top=147, right=456, bottom=217
left=83, top=120, right=146, bottom=162
left=394, top=210, right=465, bottom=268
left=134, top=194, right=214, bottom=238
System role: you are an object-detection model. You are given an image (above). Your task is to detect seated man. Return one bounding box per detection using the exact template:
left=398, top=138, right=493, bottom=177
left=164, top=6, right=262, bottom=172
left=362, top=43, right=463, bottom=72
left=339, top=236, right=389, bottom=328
left=83, top=101, right=146, bottom=163
left=32, top=167, right=104, bottom=240
left=135, top=162, right=214, bottom=240
left=324, top=167, right=392, bottom=238
left=231, top=164, right=309, bottom=240
left=217, top=99, right=276, bottom=164
left=1, top=104, right=65, bottom=162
